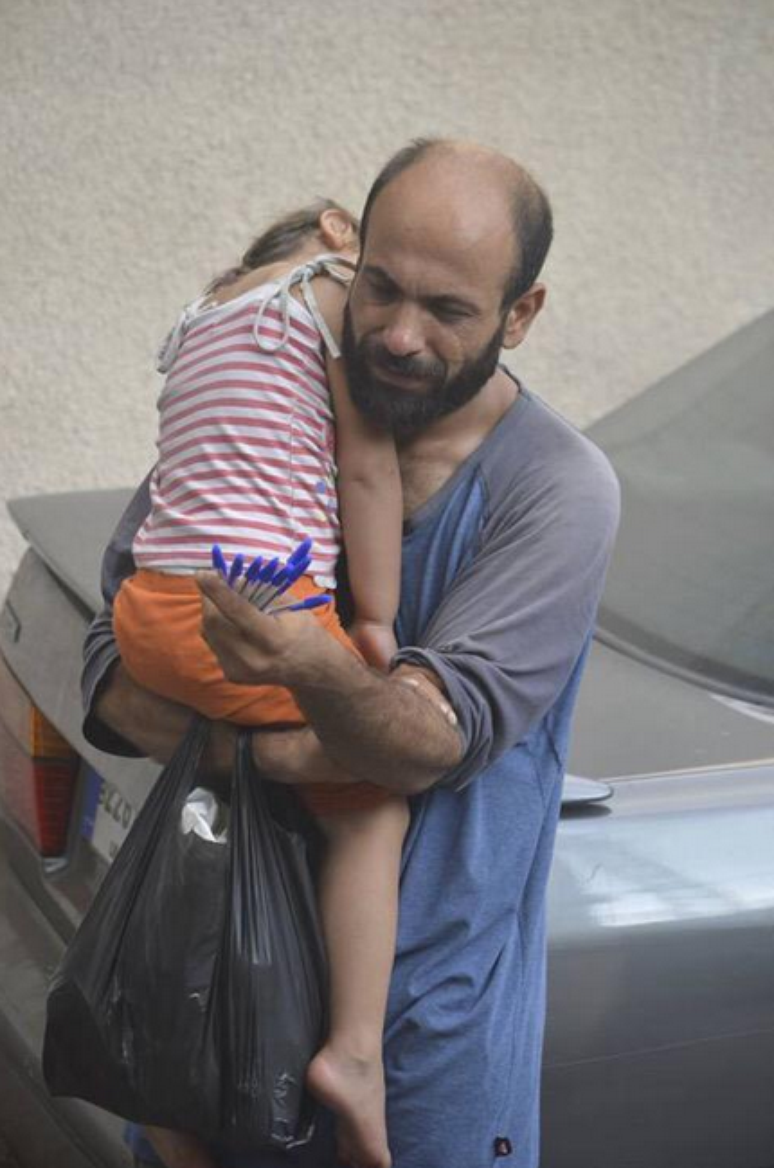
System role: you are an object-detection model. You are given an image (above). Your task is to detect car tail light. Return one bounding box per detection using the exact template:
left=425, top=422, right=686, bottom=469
left=0, top=652, right=79, bottom=856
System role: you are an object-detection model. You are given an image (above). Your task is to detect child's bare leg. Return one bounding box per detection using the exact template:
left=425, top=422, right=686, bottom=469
left=144, top=1125, right=218, bottom=1168
left=307, top=795, right=409, bottom=1168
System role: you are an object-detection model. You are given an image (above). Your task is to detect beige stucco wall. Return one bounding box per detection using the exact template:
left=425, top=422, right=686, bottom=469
left=1, top=0, right=772, bottom=602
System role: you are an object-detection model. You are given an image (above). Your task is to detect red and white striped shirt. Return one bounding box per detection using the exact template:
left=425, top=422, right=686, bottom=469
left=133, top=258, right=349, bottom=588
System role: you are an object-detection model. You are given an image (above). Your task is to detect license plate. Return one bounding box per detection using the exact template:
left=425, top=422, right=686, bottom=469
left=81, top=766, right=136, bottom=863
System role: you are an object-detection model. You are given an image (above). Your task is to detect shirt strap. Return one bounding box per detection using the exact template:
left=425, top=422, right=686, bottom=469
left=252, top=253, right=357, bottom=360
left=156, top=296, right=207, bottom=373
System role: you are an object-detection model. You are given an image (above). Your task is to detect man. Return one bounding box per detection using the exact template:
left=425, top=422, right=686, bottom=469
left=83, top=139, right=620, bottom=1168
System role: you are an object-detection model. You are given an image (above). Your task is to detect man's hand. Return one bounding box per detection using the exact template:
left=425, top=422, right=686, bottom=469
left=197, top=571, right=463, bottom=796
left=95, top=661, right=238, bottom=776
left=196, top=571, right=334, bottom=688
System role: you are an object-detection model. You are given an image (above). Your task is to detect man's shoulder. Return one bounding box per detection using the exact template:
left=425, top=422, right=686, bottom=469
left=483, top=386, right=620, bottom=520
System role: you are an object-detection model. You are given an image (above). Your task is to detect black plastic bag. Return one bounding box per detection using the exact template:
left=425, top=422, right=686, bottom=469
left=43, top=717, right=328, bottom=1151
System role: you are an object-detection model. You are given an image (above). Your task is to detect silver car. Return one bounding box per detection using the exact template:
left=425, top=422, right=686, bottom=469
left=1, top=310, right=772, bottom=1168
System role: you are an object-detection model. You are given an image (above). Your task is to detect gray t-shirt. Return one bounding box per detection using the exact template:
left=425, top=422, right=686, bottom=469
left=82, top=383, right=620, bottom=1168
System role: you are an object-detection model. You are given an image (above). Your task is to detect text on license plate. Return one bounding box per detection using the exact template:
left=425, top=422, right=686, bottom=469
left=81, top=766, right=136, bottom=863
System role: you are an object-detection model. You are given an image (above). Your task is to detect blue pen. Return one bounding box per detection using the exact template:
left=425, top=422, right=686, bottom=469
left=290, top=556, right=312, bottom=578
left=227, top=553, right=244, bottom=587
left=258, top=566, right=289, bottom=605
left=211, top=545, right=229, bottom=580
left=253, top=565, right=289, bottom=602
left=288, top=536, right=313, bottom=565
left=246, top=557, right=282, bottom=605
left=237, top=555, right=264, bottom=594
left=260, top=557, right=280, bottom=582
left=244, top=555, right=264, bottom=583
left=269, top=594, right=332, bottom=615
left=259, top=557, right=310, bottom=609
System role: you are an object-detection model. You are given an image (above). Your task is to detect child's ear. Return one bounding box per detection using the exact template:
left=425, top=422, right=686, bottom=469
left=318, top=208, right=358, bottom=252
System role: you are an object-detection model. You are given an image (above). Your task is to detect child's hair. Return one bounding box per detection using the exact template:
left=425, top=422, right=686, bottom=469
left=208, top=198, right=360, bottom=294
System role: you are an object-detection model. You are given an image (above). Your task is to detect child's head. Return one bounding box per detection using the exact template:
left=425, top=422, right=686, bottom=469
left=211, top=200, right=359, bottom=292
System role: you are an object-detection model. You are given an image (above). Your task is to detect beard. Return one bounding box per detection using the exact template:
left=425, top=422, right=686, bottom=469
left=341, top=305, right=507, bottom=437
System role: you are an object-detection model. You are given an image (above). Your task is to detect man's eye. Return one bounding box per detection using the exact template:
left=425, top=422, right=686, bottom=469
left=433, top=304, right=468, bottom=323
left=368, top=280, right=396, bottom=302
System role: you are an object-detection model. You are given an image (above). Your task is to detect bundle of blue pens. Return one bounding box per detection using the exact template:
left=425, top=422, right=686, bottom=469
left=211, top=537, right=332, bottom=616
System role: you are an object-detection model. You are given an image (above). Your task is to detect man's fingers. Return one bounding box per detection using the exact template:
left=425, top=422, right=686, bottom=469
left=195, top=569, right=313, bottom=689
left=196, top=571, right=260, bottom=634
left=198, top=593, right=223, bottom=640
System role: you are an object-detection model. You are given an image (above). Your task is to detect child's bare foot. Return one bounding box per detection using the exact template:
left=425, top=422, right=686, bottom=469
left=144, top=1125, right=218, bottom=1168
left=307, top=1045, right=391, bottom=1168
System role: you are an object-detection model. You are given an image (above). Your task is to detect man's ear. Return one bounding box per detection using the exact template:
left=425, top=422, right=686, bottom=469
left=318, top=208, right=358, bottom=253
left=502, top=284, right=546, bottom=350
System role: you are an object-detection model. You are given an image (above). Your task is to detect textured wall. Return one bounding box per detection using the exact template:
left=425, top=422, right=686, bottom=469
left=1, top=0, right=772, bottom=601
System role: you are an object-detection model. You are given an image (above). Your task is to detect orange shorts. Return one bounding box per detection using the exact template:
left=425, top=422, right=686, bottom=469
left=114, top=569, right=390, bottom=816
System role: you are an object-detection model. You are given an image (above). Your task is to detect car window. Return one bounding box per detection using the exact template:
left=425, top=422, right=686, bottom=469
left=588, top=312, right=773, bottom=706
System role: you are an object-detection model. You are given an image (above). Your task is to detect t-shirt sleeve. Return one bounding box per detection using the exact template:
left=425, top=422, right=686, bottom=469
left=81, top=472, right=152, bottom=756
left=393, top=436, right=620, bottom=791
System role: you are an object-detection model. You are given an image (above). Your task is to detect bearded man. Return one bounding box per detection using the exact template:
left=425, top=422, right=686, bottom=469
left=83, top=138, right=620, bottom=1168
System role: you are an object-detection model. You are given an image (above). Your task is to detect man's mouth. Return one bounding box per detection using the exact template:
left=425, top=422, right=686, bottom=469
left=374, top=368, right=430, bottom=391
left=368, top=355, right=437, bottom=391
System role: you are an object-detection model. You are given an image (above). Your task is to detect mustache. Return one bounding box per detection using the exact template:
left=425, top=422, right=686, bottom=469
left=366, top=343, right=445, bottom=382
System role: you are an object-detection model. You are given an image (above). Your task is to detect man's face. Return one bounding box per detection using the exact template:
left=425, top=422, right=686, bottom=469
left=343, top=166, right=519, bottom=436
left=341, top=303, right=508, bottom=435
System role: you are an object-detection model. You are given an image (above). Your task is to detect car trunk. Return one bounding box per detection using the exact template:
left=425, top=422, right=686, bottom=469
left=0, top=493, right=147, bottom=1166
left=1, top=492, right=160, bottom=943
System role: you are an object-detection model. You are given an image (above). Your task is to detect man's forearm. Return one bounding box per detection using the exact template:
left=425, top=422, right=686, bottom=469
left=251, top=724, right=360, bottom=787
left=292, top=657, right=463, bottom=795
left=95, top=663, right=236, bottom=777
left=97, top=662, right=364, bottom=790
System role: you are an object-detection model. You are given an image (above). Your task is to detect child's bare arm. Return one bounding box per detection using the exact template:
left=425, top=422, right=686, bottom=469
left=313, top=277, right=402, bottom=671
left=327, top=351, right=402, bottom=669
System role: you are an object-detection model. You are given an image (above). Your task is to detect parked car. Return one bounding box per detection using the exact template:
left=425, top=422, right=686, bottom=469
left=1, top=310, right=773, bottom=1168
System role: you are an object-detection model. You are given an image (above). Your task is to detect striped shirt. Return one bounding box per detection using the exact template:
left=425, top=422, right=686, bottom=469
left=133, top=259, right=347, bottom=588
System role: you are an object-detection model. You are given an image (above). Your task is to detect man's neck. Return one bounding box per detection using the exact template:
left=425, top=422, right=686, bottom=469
left=398, top=367, right=519, bottom=517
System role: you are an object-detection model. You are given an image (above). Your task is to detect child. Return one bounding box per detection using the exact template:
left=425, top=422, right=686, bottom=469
left=113, top=200, right=407, bottom=1168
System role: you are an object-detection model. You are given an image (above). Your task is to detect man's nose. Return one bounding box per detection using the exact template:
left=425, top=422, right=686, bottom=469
left=380, top=304, right=424, bottom=357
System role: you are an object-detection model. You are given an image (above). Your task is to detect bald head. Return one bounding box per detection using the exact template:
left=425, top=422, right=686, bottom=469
left=360, top=138, right=553, bottom=306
